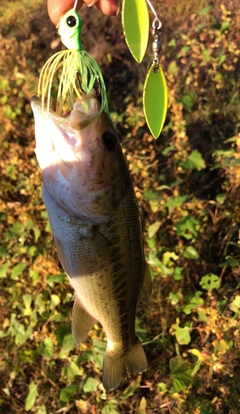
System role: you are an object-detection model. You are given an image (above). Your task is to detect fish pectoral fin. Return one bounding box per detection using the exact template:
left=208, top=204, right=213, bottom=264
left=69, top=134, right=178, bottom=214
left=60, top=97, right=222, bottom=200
left=54, top=237, right=72, bottom=276
left=102, top=337, right=147, bottom=392
left=72, top=295, right=97, bottom=346
left=141, top=262, right=152, bottom=300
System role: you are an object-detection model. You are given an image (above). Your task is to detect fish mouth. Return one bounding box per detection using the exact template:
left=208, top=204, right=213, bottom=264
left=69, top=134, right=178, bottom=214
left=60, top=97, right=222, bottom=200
left=31, top=91, right=102, bottom=163
left=31, top=88, right=100, bottom=127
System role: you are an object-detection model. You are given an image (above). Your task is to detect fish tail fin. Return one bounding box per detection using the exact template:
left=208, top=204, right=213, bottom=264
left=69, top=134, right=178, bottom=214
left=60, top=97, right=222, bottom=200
left=102, top=337, right=147, bottom=392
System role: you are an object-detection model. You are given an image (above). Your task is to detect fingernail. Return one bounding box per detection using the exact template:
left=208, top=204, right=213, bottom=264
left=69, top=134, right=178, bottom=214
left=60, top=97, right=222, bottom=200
left=84, top=0, right=98, bottom=7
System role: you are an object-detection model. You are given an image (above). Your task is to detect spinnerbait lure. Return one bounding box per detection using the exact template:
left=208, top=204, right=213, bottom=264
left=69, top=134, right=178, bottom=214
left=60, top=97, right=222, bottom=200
left=38, top=1, right=109, bottom=124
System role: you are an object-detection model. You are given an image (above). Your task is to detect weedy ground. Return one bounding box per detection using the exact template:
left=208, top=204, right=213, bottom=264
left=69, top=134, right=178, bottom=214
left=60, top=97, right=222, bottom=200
left=0, top=0, right=240, bottom=413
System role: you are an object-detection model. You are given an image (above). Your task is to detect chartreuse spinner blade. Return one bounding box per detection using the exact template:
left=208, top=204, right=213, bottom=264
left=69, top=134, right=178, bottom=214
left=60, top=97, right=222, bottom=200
left=122, top=0, right=168, bottom=138
left=38, top=1, right=109, bottom=121
left=143, top=17, right=168, bottom=138
left=122, top=0, right=149, bottom=63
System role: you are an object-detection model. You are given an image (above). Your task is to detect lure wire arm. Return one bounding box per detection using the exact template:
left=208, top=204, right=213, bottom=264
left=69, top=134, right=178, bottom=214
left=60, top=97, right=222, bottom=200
left=146, top=0, right=162, bottom=27
left=73, top=0, right=79, bottom=9
left=146, top=0, right=162, bottom=72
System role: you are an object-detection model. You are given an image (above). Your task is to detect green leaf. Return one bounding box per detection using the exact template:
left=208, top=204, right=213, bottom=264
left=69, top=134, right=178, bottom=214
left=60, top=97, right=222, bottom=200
left=138, top=397, right=147, bottom=414
left=35, top=295, right=46, bottom=315
left=122, top=0, right=149, bottom=62
left=217, top=54, right=226, bottom=67
left=46, top=273, right=65, bottom=287
left=219, top=256, right=239, bottom=267
left=61, top=333, right=75, bottom=355
left=120, top=379, right=140, bottom=402
left=148, top=253, right=173, bottom=276
left=168, top=61, right=179, bottom=76
left=34, top=225, right=41, bottom=242
left=11, top=262, right=28, bottom=280
left=199, top=5, right=213, bottom=15
left=180, top=150, right=206, bottom=171
left=221, top=21, right=230, bottom=33
left=102, top=399, right=120, bottom=414
left=183, top=291, right=204, bottom=314
left=173, top=266, right=183, bottom=281
left=6, top=222, right=24, bottom=239
left=170, top=356, right=192, bottom=393
left=168, top=291, right=182, bottom=306
left=188, top=348, right=204, bottom=376
left=92, top=338, right=106, bottom=354
left=202, top=49, right=211, bottom=63
left=161, top=145, right=175, bottom=155
left=200, top=274, right=220, bottom=291
left=25, top=381, right=38, bottom=411
left=7, top=165, right=16, bottom=180
left=183, top=246, right=199, bottom=259
left=229, top=295, right=240, bottom=314
left=213, top=339, right=229, bottom=354
left=143, top=65, right=168, bottom=138
left=0, top=262, right=9, bottom=278
left=171, top=319, right=191, bottom=345
left=166, top=195, right=188, bottom=211
left=34, top=406, right=47, bottom=414
left=158, top=382, right=167, bottom=393
left=0, top=245, right=7, bottom=258
left=162, top=251, right=179, bottom=266
left=177, top=46, right=190, bottom=57
left=38, top=338, right=54, bottom=359
left=198, top=309, right=207, bottom=322
left=82, top=377, right=99, bottom=393
left=59, top=384, right=77, bottom=402
left=23, top=294, right=32, bottom=316
left=9, top=315, right=22, bottom=337
left=168, top=38, right=176, bottom=47
left=181, top=94, right=194, bottom=112
left=175, top=216, right=199, bottom=240
left=61, top=360, right=83, bottom=382
left=15, top=326, right=32, bottom=346
left=148, top=220, right=161, bottom=238
left=50, top=294, right=60, bottom=309
left=135, top=318, right=148, bottom=341
left=90, top=339, right=106, bottom=367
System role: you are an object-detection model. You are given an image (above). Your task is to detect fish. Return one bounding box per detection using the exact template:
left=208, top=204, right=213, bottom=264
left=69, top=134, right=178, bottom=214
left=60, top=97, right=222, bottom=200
left=31, top=89, right=152, bottom=392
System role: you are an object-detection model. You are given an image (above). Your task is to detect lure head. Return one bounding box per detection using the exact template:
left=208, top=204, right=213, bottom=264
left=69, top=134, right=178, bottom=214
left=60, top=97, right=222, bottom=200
left=58, top=8, right=82, bottom=51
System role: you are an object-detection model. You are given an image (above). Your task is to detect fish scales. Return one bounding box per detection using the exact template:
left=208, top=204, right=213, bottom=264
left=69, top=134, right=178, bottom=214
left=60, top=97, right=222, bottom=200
left=31, top=89, right=152, bottom=391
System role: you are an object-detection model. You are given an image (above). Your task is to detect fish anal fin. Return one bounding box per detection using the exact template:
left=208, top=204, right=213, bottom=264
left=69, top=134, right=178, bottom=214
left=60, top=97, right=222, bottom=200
left=72, top=295, right=97, bottom=346
left=141, top=263, right=152, bottom=300
left=102, top=337, right=147, bottom=392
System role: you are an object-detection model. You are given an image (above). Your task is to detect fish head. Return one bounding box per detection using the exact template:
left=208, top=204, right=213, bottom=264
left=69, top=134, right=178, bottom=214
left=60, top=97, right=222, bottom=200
left=31, top=90, right=126, bottom=222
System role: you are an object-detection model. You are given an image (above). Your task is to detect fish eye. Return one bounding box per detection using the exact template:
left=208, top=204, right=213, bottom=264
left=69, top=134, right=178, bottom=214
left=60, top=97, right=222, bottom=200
left=67, top=15, right=77, bottom=27
left=102, top=130, right=117, bottom=151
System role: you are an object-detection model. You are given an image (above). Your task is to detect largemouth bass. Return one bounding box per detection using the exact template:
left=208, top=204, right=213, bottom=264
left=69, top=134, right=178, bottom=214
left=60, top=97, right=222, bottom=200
left=31, top=90, right=151, bottom=391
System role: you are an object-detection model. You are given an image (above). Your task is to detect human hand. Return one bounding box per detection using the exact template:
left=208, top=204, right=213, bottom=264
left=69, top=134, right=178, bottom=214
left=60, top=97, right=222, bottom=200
left=47, top=0, right=119, bottom=25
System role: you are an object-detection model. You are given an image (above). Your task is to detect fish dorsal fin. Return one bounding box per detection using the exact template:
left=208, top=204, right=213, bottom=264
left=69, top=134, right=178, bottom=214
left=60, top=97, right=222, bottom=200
left=72, top=295, right=97, bottom=346
left=141, top=263, right=152, bottom=300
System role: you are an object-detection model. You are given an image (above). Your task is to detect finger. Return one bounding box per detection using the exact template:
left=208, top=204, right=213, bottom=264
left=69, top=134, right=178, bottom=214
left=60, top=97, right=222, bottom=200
left=47, top=0, right=84, bottom=25
left=47, top=0, right=119, bottom=25
left=91, top=0, right=119, bottom=15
